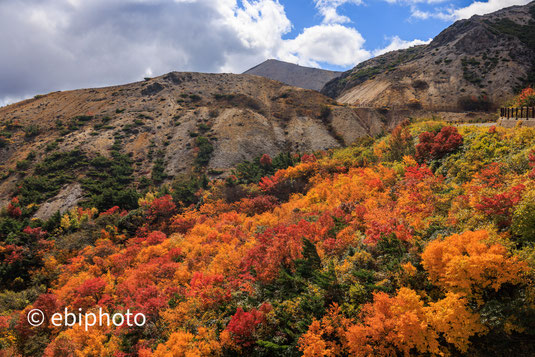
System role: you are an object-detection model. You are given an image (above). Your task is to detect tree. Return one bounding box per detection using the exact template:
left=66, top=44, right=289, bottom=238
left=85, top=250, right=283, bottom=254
left=415, top=126, right=462, bottom=163
left=386, top=120, right=413, bottom=162
left=421, top=230, right=527, bottom=297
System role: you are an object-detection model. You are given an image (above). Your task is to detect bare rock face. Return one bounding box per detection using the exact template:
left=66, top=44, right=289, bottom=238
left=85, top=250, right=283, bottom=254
left=322, top=1, right=535, bottom=110
left=244, top=59, right=342, bottom=91
left=34, top=183, right=83, bottom=220
left=0, top=72, right=396, bottom=211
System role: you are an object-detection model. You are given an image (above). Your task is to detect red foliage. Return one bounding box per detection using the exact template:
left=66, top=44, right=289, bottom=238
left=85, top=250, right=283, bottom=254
left=7, top=197, right=21, bottom=218
left=17, top=294, right=60, bottom=337
left=0, top=244, right=25, bottom=264
left=186, top=272, right=231, bottom=307
left=258, top=175, right=280, bottom=193
left=260, top=154, right=272, bottom=167
left=187, top=272, right=230, bottom=308
left=404, top=164, right=435, bottom=182
left=416, top=126, right=463, bottom=163
left=116, top=277, right=168, bottom=319
left=146, top=195, right=177, bottom=221
left=365, top=220, right=413, bottom=244
left=23, top=226, right=47, bottom=239
left=73, top=277, right=107, bottom=308
left=235, top=195, right=278, bottom=216
left=475, top=184, right=525, bottom=228
left=516, top=87, right=535, bottom=107
left=99, top=206, right=127, bottom=217
left=301, top=154, right=316, bottom=163
left=243, top=220, right=321, bottom=282
left=475, top=163, right=504, bottom=189
left=226, top=304, right=271, bottom=346
left=145, top=231, right=167, bottom=245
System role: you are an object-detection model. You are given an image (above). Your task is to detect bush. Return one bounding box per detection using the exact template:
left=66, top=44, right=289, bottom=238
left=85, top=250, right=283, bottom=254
left=412, top=80, right=429, bottom=90
left=81, top=150, right=139, bottom=210
left=386, top=120, right=414, bottom=162
left=45, top=142, right=58, bottom=152
left=416, top=126, right=463, bottom=163
left=16, top=160, right=30, bottom=171
left=19, top=150, right=88, bottom=205
left=515, top=87, right=535, bottom=107
left=233, top=152, right=299, bottom=184
left=512, top=191, right=535, bottom=243
left=24, top=125, right=40, bottom=138
left=171, top=174, right=208, bottom=207
left=194, top=137, right=214, bottom=167
left=152, top=156, right=167, bottom=183
left=319, top=106, right=332, bottom=122
left=189, top=94, right=202, bottom=102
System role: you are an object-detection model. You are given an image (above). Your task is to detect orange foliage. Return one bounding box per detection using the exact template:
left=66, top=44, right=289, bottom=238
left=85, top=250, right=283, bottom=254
left=343, top=288, right=487, bottom=356
left=421, top=230, right=528, bottom=297
left=299, top=304, right=350, bottom=357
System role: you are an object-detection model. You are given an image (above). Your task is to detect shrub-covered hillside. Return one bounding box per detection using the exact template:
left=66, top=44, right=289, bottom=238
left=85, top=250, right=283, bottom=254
left=1, top=120, right=535, bottom=356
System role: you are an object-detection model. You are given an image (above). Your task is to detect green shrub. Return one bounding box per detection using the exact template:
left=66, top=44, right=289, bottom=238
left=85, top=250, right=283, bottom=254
left=171, top=174, right=209, bottom=207
left=194, top=137, right=214, bottom=167
left=198, top=123, right=211, bottom=133
left=232, top=152, right=299, bottom=184
left=16, top=160, right=31, bottom=171
left=23, top=125, right=40, bottom=138
left=152, top=155, right=167, bottom=183
left=319, top=106, right=331, bottom=122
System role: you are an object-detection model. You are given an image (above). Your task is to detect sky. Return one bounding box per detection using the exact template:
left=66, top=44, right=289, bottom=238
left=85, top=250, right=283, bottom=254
left=0, top=0, right=532, bottom=105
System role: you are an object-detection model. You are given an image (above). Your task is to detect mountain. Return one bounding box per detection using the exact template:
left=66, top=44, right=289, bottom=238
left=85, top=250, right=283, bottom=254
left=322, top=1, right=535, bottom=110
left=244, top=59, right=342, bottom=91
left=0, top=71, right=395, bottom=217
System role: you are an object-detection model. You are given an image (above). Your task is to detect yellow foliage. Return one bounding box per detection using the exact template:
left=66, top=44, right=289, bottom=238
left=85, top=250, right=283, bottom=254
left=427, top=292, right=487, bottom=352
left=153, top=328, right=221, bottom=357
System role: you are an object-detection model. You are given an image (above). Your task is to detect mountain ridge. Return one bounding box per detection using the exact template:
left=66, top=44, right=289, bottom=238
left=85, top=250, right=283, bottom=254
left=322, top=1, right=535, bottom=110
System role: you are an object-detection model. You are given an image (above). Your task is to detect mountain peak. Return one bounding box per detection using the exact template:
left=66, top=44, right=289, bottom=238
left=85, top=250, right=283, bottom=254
left=244, top=59, right=342, bottom=91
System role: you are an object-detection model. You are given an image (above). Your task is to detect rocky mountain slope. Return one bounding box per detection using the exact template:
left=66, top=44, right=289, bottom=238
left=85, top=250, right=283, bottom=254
left=322, top=1, right=535, bottom=110
left=244, top=59, right=342, bottom=91
left=0, top=72, right=396, bottom=216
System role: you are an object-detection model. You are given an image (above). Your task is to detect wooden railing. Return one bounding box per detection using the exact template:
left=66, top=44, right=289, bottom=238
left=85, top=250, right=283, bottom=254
left=500, top=107, right=535, bottom=119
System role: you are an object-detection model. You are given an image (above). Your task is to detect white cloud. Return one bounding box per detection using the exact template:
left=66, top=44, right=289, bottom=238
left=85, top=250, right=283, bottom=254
left=314, top=0, right=363, bottom=24
left=450, top=0, right=532, bottom=20
left=0, top=0, right=377, bottom=103
left=373, top=36, right=431, bottom=56
left=410, top=0, right=532, bottom=21
left=281, top=24, right=371, bottom=67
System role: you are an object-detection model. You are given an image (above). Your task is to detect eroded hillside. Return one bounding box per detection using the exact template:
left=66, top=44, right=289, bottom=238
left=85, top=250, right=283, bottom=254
left=323, top=2, right=535, bottom=110
left=0, top=72, right=394, bottom=216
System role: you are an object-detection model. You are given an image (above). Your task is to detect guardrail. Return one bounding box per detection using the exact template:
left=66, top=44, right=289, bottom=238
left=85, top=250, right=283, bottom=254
left=500, top=107, right=535, bottom=119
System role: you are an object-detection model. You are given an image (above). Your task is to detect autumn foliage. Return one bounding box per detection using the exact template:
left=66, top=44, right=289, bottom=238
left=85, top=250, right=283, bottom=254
left=1, top=121, right=535, bottom=356
left=416, top=126, right=463, bottom=163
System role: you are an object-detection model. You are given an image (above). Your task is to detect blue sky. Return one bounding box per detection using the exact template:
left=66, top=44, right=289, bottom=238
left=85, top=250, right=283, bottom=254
left=282, top=0, right=444, bottom=48
left=280, top=0, right=531, bottom=70
left=0, top=0, right=531, bottom=105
